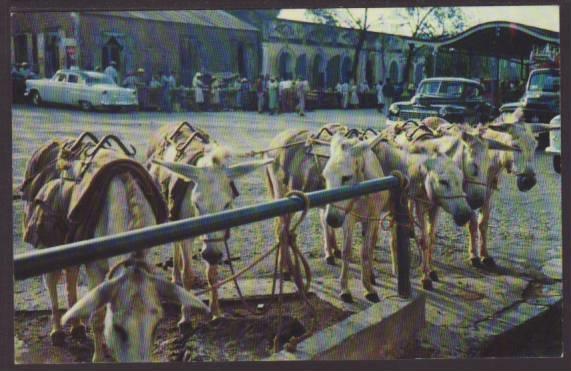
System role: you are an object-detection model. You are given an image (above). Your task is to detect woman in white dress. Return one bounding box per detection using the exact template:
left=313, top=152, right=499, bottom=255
left=376, top=80, right=384, bottom=113
left=192, top=72, right=204, bottom=111
left=349, top=79, right=359, bottom=108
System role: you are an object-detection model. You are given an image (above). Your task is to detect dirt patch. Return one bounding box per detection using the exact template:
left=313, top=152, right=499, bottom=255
left=15, top=293, right=350, bottom=364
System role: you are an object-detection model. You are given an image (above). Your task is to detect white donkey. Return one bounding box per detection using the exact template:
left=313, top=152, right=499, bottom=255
left=149, top=143, right=274, bottom=320
left=321, top=133, right=389, bottom=303
left=367, top=136, right=474, bottom=289
left=22, top=138, right=204, bottom=362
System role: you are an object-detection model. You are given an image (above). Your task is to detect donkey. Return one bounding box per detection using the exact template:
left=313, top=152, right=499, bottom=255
left=367, top=136, right=474, bottom=289
left=21, top=136, right=197, bottom=362
left=147, top=123, right=274, bottom=320
left=62, top=257, right=209, bottom=362
left=264, top=124, right=350, bottom=282
left=321, top=133, right=389, bottom=303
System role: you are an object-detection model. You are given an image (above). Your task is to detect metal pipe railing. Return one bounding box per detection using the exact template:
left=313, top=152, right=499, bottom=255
left=14, top=174, right=410, bottom=297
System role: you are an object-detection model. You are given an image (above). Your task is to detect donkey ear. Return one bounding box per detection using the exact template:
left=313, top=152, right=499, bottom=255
left=225, top=158, right=274, bottom=179
left=152, top=276, right=210, bottom=314
left=61, top=275, right=123, bottom=326
left=152, top=160, right=204, bottom=183
left=486, top=137, right=522, bottom=152
left=351, top=141, right=370, bottom=156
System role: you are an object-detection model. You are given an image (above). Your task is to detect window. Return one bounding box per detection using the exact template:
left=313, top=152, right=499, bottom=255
left=528, top=70, right=560, bottom=93
left=68, top=74, right=79, bottom=83
left=55, top=73, right=66, bottom=82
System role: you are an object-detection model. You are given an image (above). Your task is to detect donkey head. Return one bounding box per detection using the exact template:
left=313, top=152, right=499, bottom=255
left=62, top=262, right=209, bottom=362
left=421, top=155, right=474, bottom=226
left=153, top=144, right=274, bottom=265
left=488, top=109, right=539, bottom=192
left=322, top=134, right=382, bottom=228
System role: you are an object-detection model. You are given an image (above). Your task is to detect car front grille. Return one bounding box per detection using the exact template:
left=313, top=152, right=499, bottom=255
left=399, top=110, right=439, bottom=121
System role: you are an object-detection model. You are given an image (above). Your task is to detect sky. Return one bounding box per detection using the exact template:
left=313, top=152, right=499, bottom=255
left=278, top=6, right=559, bottom=36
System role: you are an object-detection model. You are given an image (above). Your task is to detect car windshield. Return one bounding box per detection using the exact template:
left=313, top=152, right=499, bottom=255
left=417, top=81, right=466, bottom=97
left=528, top=70, right=560, bottom=93
left=85, top=73, right=115, bottom=86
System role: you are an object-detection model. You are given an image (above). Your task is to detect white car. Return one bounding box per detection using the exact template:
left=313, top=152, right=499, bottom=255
left=545, top=115, right=561, bottom=173
left=25, top=69, right=138, bottom=111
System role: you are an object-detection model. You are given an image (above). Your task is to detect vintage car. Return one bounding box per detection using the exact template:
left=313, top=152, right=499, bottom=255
left=545, top=115, right=561, bottom=173
left=500, top=68, right=560, bottom=148
left=387, top=77, right=497, bottom=125
left=25, top=69, right=138, bottom=111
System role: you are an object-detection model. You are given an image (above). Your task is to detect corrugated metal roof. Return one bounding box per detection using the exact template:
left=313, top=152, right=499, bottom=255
left=87, top=10, right=259, bottom=32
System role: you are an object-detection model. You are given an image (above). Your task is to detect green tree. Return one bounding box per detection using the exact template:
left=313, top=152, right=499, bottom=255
left=395, top=7, right=467, bottom=84
left=307, top=8, right=385, bottom=82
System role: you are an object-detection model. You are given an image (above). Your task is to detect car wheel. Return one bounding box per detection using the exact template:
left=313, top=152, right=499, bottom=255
left=79, top=101, right=93, bottom=112
left=30, top=91, right=42, bottom=106
left=554, top=156, right=561, bottom=174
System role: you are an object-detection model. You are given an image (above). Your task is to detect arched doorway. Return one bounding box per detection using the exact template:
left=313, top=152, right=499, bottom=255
left=278, top=51, right=293, bottom=80
left=295, top=54, right=308, bottom=80
left=341, top=56, right=352, bottom=83
left=102, top=36, right=122, bottom=72
left=237, top=43, right=246, bottom=78
left=326, top=55, right=340, bottom=88
left=365, top=54, right=374, bottom=85
left=389, top=60, right=399, bottom=83
left=311, top=54, right=325, bottom=89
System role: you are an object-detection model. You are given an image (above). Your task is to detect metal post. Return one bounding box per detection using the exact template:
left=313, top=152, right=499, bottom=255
left=390, top=171, right=411, bottom=298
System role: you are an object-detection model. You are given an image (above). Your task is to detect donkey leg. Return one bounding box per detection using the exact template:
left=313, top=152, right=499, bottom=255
left=467, top=214, right=482, bottom=267
left=65, top=266, right=86, bottom=339
left=426, top=208, right=440, bottom=282
left=339, top=220, right=354, bottom=303
left=172, top=242, right=183, bottom=285
left=44, top=270, right=65, bottom=346
left=177, top=239, right=197, bottom=331
left=206, top=264, right=221, bottom=319
left=85, top=261, right=109, bottom=363
left=362, top=223, right=379, bottom=302
left=478, top=197, right=496, bottom=268
left=320, top=209, right=338, bottom=265
left=277, top=215, right=294, bottom=281
left=415, top=204, right=433, bottom=291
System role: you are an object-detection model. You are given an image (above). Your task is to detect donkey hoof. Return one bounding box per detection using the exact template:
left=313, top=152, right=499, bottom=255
left=421, top=278, right=433, bottom=291
left=340, top=292, right=354, bottom=303
left=428, top=271, right=439, bottom=282
left=50, top=329, right=66, bottom=346
left=334, top=250, right=342, bottom=259
left=70, top=325, right=86, bottom=340
left=177, top=321, right=194, bottom=335
left=481, top=257, right=496, bottom=269
left=470, top=257, right=482, bottom=268
left=325, top=256, right=336, bottom=266
left=365, top=292, right=380, bottom=303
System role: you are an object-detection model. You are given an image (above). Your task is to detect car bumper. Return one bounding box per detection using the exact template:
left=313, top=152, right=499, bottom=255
left=545, top=146, right=560, bottom=156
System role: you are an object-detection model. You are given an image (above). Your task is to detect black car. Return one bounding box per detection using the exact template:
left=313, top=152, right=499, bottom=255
left=500, top=68, right=560, bottom=148
left=387, top=77, right=497, bottom=125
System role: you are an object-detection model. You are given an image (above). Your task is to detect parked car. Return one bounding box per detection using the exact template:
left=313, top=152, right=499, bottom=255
left=545, top=115, right=561, bottom=174
left=12, top=69, right=39, bottom=103
left=25, top=69, right=139, bottom=111
left=500, top=68, right=560, bottom=148
left=387, top=77, right=497, bottom=125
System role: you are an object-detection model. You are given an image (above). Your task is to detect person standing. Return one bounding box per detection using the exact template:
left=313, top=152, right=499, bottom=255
left=341, top=80, right=349, bottom=109
left=121, top=70, right=139, bottom=89
left=240, top=78, right=250, bottom=111
left=382, top=78, right=394, bottom=116
left=278, top=77, right=288, bottom=113
left=192, top=72, right=204, bottom=111
left=375, top=80, right=384, bottom=113
left=349, top=79, right=359, bottom=109
left=296, top=76, right=309, bottom=117
left=335, top=82, right=343, bottom=108
left=268, top=76, right=279, bottom=115
left=211, top=80, right=221, bottom=111
left=104, top=61, right=119, bottom=84
left=358, top=80, right=369, bottom=107
left=161, top=70, right=176, bottom=112
left=256, top=75, right=264, bottom=113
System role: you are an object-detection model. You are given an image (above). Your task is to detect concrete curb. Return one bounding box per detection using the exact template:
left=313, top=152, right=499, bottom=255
left=265, top=293, right=425, bottom=360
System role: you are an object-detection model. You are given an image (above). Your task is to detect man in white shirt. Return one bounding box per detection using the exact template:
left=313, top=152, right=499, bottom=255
left=104, top=61, right=119, bottom=84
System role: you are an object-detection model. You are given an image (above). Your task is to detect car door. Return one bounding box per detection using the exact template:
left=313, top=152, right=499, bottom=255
left=51, top=72, right=67, bottom=103
left=66, top=73, right=82, bottom=106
